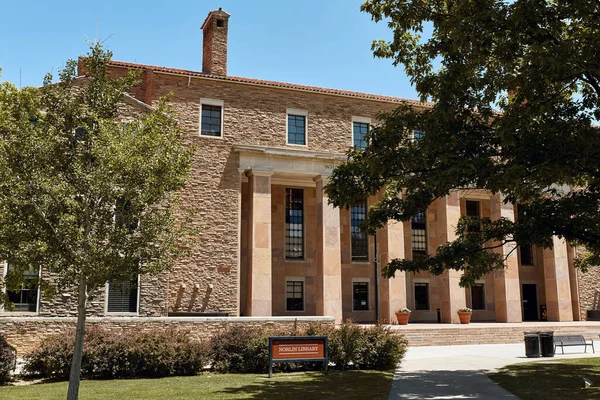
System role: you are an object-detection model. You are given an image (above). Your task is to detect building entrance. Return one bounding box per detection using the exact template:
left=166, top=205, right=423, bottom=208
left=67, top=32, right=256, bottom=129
left=522, top=284, right=538, bottom=321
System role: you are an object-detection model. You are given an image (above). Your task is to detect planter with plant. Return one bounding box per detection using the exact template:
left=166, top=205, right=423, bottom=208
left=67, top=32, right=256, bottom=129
left=457, top=307, right=473, bottom=324
left=395, top=308, right=411, bottom=325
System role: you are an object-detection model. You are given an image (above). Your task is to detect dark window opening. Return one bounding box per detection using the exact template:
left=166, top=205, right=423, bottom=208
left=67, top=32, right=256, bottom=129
left=520, top=244, right=534, bottom=266
left=471, top=283, right=485, bottom=310
left=201, top=104, right=222, bottom=137
left=285, top=188, right=304, bottom=259
left=465, top=200, right=481, bottom=232
left=107, top=279, right=138, bottom=313
left=411, top=211, right=427, bottom=259
left=353, top=122, right=369, bottom=150
left=351, top=199, right=368, bottom=261
left=216, top=19, right=224, bottom=27
left=286, top=281, right=304, bottom=311
left=287, top=115, right=306, bottom=145
left=353, top=282, right=369, bottom=311
left=5, top=264, right=38, bottom=312
left=414, top=282, right=429, bottom=311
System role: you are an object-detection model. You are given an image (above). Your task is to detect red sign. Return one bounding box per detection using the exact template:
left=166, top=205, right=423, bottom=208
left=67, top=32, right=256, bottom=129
left=272, top=339, right=326, bottom=360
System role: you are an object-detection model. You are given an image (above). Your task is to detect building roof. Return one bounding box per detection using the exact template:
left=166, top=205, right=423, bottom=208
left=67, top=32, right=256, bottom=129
left=108, top=60, right=433, bottom=108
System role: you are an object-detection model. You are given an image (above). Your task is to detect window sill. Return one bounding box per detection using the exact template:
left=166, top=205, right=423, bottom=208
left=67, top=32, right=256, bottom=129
left=199, top=133, right=224, bottom=139
left=286, top=143, right=308, bottom=148
left=104, top=312, right=139, bottom=316
left=0, top=311, right=39, bottom=316
left=351, top=309, right=371, bottom=313
left=351, top=260, right=371, bottom=264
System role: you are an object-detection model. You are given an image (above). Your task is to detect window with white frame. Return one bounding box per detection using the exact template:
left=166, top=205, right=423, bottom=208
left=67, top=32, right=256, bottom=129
left=3, top=262, right=39, bottom=312
left=286, top=109, right=307, bottom=145
left=200, top=99, right=224, bottom=137
left=352, top=280, right=369, bottom=311
left=414, top=282, right=430, bottom=311
left=107, top=277, right=138, bottom=313
left=353, top=121, right=369, bottom=150
left=471, top=282, right=486, bottom=310
left=286, top=279, right=304, bottom=311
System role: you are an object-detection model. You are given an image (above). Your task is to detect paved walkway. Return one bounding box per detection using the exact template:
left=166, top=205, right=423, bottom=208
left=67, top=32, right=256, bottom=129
left=388, top=343, right=600, bottom=399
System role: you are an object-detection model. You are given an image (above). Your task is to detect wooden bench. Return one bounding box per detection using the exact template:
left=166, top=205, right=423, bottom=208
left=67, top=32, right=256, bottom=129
left=553, top=335, right=594, bottom=354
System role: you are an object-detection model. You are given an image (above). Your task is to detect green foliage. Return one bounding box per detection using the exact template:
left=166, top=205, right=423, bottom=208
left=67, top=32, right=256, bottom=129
left=359, top=325, right=407, bottom=370
left=328, top=321, right=365, bottom=370
left=208, top=326, right=272, bottom=374
left=0, top=335, right=16, bottom=384
left=0, top=42, right=193, bottom=303
left=326, top=0, right=600, bottom=285
left=23, top=328, right=208, bottom=380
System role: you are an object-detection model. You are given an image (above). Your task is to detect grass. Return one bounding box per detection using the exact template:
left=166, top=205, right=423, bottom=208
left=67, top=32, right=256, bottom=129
left=0, top=370, right=394, bottom=400
left=489, top=357, right=600, bottom=400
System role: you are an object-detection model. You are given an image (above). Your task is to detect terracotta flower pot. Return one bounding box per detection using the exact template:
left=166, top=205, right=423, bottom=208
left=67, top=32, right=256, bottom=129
left=395, top=312, right=411, bottom=325
left=457, top=311, right=472, bottom=324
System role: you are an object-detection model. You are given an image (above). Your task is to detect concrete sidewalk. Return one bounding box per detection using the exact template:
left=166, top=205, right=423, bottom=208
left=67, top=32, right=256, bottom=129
left=388, top=343, right=599, bottom=399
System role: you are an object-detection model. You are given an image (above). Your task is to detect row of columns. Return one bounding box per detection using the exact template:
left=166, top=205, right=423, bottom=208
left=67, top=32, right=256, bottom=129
left=245, top=169, right=576, bottom=323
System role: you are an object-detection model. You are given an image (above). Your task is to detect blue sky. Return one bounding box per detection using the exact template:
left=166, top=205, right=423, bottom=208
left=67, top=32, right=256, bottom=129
left=0, top=0, right=418, bottom=100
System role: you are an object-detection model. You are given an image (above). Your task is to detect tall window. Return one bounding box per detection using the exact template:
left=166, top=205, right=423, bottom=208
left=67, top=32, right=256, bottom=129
left=286, top=280, right=304, bottom=311
left=200, top=99, right=223, bottom=137
left=353, top=122, right=369, bottom=150
left=285, top=188, right=304, bottom=259
left=471, top=283, right=486, bottom=310
left=414, top=282, right=430, bottom=310
left=353, top=281, right=369, bottom=311
left=411, top=211, right=427, bottom=259
left=520, top=244, right=534, bottom=266
left=351, top=199, right=368, bottom=261
left=465, top=200, right=481, bottom=232
left=107, top=278, right=138, bottom=313
left=4, top=263, right=39, bottom=312
left=287, top=114, right=306, bottom=145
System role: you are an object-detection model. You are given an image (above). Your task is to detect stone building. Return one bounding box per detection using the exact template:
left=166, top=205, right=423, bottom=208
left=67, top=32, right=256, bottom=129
left=2, top=8, right=596, bottom=326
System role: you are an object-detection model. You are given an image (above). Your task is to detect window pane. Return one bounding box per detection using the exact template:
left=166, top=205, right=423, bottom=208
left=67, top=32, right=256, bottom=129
left=6, top=264, right=38, bottom=312
left=471, top=283, right=485, bottom=310
left=520, top=244, right=534, bottom=266
left=353, top=282, right=369, bottom=311
left=353, top=122, right=369, bottom=150
left=411, top=211, right=427, bottom=259
left=414, top=283, right=429, bottom=310
left=287, top=115, right=306, bottom=145
left=465, top=200, right=481, bottom=232
left=285, top=189, right=304, bottom=259
left=351, top=199, right=368, bottom=261
left=107, top=279, right=138, bottom=313
left=201, top=104, right=222, bottom=137
left=286, top=281, right=304, bottom=311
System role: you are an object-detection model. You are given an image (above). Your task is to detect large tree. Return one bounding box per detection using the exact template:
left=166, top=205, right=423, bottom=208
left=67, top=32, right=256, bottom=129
left=326, top=0, right=600, bottom=286
left=0, top=44, right=192, bottom=399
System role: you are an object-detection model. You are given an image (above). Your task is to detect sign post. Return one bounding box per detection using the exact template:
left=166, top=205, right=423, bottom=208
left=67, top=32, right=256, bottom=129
left=268, top=336, right=328, bottom=378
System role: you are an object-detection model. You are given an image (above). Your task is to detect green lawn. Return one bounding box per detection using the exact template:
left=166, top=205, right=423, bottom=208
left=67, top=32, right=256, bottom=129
left=0, top=370, right=394, bottom=400
left=489, top=357, right=600, bottom=400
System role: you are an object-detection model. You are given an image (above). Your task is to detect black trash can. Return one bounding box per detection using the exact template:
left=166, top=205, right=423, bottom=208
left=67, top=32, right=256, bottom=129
left=524, top=332, right=541, bottom=358
left=539, top=331, right=555, bottom=357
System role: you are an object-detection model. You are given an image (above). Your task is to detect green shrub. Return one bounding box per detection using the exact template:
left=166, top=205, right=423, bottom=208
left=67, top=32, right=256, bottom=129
left=208, top=326, right=270, bottom=373
left=358, top=324, right=407, bottom=370
left=23, top=327, right=208, bottom=380
left=0, top=335, right=16, bottom=384
left=328, top=320, right=365, bottom=369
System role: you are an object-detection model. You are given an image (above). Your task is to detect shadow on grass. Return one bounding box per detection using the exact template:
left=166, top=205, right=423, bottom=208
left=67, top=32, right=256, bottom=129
left=215, top=370, right=394, bottom=400
left=489, top=358, right=600, bottom=400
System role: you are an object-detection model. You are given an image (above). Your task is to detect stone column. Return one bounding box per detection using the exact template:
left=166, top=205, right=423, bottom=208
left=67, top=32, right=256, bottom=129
left=490, top=194, right=522, bottom=322
left=437, top=193, right=467, bottom=323
left=543, top=236, right=574, bottom=321
left=567, top=245, right=581, bottom=321
left=378, top=219, right=407, bottom=323
left=314, top=176, right=343, bottom=323
left=246, top=170, right=273, bottom=316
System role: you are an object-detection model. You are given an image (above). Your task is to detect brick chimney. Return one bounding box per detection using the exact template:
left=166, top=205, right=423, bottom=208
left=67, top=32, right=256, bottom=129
left=201, top=8, right=230, bottom=76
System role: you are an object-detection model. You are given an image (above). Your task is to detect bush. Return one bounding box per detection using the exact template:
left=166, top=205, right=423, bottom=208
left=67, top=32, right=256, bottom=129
left=208, top=326, right=270, bottom=373
left=328, top=321, right=365, bottom=369
left=0, top=335, right=16, bottom=384
left=23, top=327, right=208, bottom=380
left=358, top=325, right=407, bottom=370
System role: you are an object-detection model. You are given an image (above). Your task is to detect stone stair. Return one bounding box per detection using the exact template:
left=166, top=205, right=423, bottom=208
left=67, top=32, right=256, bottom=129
left=388, top=323, right=600, bottom=347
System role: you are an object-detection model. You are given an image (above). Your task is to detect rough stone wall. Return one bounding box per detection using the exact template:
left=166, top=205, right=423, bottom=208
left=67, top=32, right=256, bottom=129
left=0, top=316, right=335, bottom=355
left=576, top=247, right=600, bottom=320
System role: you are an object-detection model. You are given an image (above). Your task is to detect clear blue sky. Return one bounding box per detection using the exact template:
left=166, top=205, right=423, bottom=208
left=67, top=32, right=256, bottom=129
left=0, top=0, right=418, bottom=100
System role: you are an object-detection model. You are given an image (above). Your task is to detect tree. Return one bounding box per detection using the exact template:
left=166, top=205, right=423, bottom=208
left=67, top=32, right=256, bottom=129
left=326, top=0, right=600, bottom=286
left=0, top=44, right=192, bottom=399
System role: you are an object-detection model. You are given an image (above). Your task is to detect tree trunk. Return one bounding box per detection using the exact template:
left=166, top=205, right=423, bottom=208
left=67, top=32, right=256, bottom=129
left=66, top=274, right=87, bottom=400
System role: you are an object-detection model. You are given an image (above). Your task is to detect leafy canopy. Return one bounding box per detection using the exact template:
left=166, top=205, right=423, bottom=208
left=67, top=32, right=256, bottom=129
left=326, top=0, right=600, bottom=286
left=0, top=44, right=193, bottom=304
